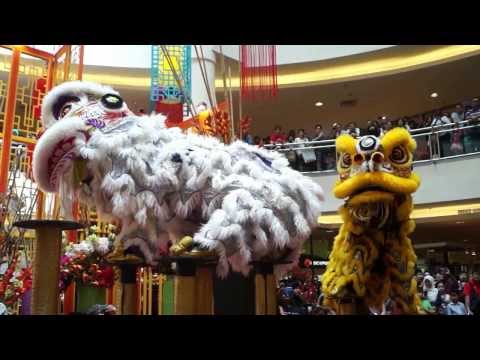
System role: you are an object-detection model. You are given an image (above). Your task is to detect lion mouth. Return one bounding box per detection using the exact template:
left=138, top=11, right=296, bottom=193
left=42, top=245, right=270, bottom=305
left=47, top=136, right=78, bottom=191
left=33, top=119, right=89, bottom=193
left=349, top=186, right=388, bottom=198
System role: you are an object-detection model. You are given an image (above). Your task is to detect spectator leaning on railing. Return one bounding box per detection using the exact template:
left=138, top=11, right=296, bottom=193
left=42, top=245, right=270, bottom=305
left=431, top=111, right=452, bottom=157
left=270, top=125, right=287, bottom=144
left=312, top=124, right=326, bottom=171
left=331, top=122, right=343, bottom=139
left=396, top=118, right=411, bottom=132
left=294, top=129, right=316, bottom=171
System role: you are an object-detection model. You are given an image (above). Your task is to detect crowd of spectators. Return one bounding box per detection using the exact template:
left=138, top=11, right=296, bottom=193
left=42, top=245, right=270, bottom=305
left=277, top=266, right=480, bottom=315
left=415, top=268, right=480, bottom=315
left=244, top=99, right=480, bottom=171
left=277, top=267, right=335, bottom=315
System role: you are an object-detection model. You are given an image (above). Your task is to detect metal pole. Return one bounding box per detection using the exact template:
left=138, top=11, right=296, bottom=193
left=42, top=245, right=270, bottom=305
left=77, top=45, right=84, bottom=80
left=218, top=46, right=230, bottom=141
left=238, top=46, right=243, bottom=140
left=228, top=66, right=235, bottom=141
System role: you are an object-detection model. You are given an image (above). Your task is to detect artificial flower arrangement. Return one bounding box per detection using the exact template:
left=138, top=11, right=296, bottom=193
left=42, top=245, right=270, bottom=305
left=0, top=254, right=32, bottom=311
left=59, top=224, right=116, bottom=291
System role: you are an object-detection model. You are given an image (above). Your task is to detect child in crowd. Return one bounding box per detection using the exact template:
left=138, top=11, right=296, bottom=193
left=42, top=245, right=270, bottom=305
left=419, top=291, right=436, bottom=314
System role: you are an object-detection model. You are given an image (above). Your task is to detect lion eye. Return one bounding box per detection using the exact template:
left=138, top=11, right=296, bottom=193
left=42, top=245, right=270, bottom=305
left=59, top=104, right=72, bottom=119
left=390, top=146, right=407, bottom=164
left=341, top=153, right=352, bottom=168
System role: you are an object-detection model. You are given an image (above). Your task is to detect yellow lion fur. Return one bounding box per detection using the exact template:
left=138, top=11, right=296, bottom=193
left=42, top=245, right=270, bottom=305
left=322, top=128, right=421, bottom=314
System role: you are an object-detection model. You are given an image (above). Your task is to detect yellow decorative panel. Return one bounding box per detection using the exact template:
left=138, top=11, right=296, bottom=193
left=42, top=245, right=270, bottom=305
left=54, top=52, right=66, bottom=86
left=68, top=45, right=81, bottom=81
left=12, top=54, right=48, bottom=141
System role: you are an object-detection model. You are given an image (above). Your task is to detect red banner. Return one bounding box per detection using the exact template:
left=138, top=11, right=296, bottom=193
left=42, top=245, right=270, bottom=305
left=33, top=78, right=47, bottom=120
left=155, top=102, right=183, bottom=127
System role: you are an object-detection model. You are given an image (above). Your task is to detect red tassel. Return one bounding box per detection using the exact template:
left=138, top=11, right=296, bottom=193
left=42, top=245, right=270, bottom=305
left=240, top=45, right=278, bottom=101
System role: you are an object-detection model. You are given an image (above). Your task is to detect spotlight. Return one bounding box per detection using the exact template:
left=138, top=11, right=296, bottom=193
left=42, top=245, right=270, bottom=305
left=315, top=102, right=324, bottom=107
left=381, top=116, right=387, bottom=120
left=430, top=92, right=439, bottom=98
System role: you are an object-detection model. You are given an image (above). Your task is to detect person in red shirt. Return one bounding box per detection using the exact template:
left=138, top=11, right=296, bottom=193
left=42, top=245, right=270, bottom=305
left=464, top=272, right=480, bottom=315
left=270, top=125, right=287, bottom=144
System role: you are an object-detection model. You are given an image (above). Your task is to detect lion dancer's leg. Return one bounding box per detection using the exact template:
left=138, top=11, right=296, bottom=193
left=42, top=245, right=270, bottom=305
left=384, top=222, right=419, bottom=314
left=322, top=221, right=379, bottom=314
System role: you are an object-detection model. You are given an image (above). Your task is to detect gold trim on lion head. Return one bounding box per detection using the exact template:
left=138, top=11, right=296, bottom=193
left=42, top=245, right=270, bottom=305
left=334, top=128, right=420, bottom=200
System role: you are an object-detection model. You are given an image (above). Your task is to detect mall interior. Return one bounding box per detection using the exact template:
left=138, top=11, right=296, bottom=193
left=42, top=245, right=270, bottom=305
left=0, top=45, right=479, bottom=316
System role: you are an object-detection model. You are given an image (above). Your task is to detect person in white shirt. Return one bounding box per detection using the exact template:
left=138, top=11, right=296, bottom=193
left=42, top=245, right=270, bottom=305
left=451, top=105, right=464, bottom=125
left=423, top=276, right=439, bottom=304
left=294, top=129, right=315, bottom=171
left=431, top=112, right=453, bottom=157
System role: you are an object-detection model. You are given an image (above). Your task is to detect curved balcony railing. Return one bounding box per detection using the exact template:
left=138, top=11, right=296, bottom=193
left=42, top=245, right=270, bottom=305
left=264, top=118, right=480, bottom=174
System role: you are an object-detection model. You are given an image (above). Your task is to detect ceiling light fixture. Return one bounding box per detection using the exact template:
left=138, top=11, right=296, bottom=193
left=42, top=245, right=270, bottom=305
left=430, top=92, right=439, bottom=98
left=381, top=116, right=387, bottom=120
left=315, top=101, right=324, bottom=107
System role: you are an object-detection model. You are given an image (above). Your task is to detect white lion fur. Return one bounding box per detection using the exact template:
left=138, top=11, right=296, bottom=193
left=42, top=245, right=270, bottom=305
left=34, top=82, right=325, bottom=278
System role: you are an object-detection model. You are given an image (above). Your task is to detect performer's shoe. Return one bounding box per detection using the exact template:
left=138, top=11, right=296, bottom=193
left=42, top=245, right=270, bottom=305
left=170, top=236, right=216, bottom=258
left=170, top=236, right=194, bottom=255
left=106, top=247, right=143, bottom=264
left=186, top=246, right=216, bottom=258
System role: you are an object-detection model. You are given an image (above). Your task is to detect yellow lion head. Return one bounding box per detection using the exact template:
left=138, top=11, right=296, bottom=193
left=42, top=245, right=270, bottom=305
left=333, top=128, right=421, bottom=202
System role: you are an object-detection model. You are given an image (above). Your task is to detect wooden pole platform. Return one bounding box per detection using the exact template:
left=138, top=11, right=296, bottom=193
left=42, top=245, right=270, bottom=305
left=14, top=220, right=84, bottom=315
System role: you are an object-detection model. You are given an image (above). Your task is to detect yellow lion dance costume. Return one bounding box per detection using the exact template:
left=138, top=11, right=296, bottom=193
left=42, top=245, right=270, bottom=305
left=322, top=128, right=421, bottom=314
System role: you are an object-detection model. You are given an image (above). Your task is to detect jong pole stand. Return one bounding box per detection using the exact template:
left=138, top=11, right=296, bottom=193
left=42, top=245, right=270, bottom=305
left=171, top=254, right=217, bottom=315
left=251, top=260, right=290, bottom=315
left=106, top=255, right=144, bottom=315
left=14, top=220, right=84, bottom=315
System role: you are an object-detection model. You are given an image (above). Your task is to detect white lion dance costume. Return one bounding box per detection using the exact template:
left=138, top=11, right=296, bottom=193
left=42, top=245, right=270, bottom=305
left=32, top=81, right=324, bottom=278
